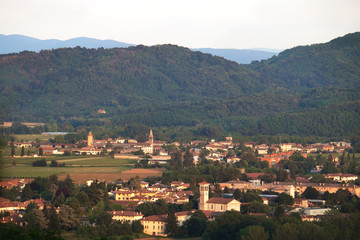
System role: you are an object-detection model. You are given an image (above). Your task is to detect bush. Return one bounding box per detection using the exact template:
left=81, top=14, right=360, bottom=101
left=32, top=159, right=47, bottom=167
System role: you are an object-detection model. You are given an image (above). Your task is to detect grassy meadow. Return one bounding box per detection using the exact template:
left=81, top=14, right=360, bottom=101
left=0, top=155, right=137, bottom=178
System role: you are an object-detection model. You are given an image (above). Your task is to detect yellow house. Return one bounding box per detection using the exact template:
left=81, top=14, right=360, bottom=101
left=141, top=215, right=167, bottom=237
left=115, top=190, right=139, bottom=201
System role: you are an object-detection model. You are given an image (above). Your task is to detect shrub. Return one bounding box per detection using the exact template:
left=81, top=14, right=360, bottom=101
left=32, top=159, right=47, bottom=167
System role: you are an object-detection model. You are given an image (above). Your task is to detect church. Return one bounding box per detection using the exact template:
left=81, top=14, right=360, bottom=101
left=199, top=182, right=241, bottom=212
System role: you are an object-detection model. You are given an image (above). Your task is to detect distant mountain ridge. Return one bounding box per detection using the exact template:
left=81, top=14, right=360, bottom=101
left=0, top=32, right=359, bottom=137
left=0, top=34, right=134, bottom=54
left=0, top=34, right=280, bottom=64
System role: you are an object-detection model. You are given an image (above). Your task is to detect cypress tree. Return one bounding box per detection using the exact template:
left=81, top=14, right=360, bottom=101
left=21, top=146, right=25, bottom=157
left=39, top=147, right=43, bottom=156
left=11, top=144, right=15, bottom=156
left=48, top=205, right=60, bottom=231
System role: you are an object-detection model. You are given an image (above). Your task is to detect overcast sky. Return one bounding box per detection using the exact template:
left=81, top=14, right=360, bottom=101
left=1, top=0, right=359, bottom=49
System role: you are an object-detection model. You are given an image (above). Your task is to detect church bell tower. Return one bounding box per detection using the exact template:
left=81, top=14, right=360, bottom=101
left=88, top=132, right=94, bottom=147
left=199, top=181, right=210, bottom=210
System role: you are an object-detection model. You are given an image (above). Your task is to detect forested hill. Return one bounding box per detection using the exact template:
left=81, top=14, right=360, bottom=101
left=251, top=32, right=360, bottom=91
left=0, top=32, right=359, bottom=137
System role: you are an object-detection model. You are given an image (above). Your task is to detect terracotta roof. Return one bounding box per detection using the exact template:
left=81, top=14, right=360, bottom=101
left=246, top=173, right=262, bottom=179
left=175, top=211, right=195, bottom=217
left=207, top=197, right=237, bottom=204
left=142, top=215, right=167, bottom=222
left=198, top=181, right=210, bottom=185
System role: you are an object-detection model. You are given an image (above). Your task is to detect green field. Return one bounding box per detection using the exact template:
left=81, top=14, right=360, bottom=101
left=0, top=156, right=137, bottom=178
left=10, top=134, right=59, bottom=142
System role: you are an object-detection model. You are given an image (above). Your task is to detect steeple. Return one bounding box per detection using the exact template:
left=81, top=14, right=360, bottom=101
left=88, top=132, right=94, bottom=147
left=149, top=129, right=153, bottom=145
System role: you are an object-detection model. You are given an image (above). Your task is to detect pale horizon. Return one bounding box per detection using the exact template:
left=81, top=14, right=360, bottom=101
left=1, top=0, right=359, bottom=50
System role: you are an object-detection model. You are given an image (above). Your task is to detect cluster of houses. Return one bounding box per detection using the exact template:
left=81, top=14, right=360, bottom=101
left=10, top=131, right=352, bottom=166
left=4, top=132, right=358, bottom=236
left=1, top=172, right=360, bottom=237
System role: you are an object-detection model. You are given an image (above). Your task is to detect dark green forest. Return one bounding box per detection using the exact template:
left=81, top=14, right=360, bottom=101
left=0, top=32, right=359, bottom=138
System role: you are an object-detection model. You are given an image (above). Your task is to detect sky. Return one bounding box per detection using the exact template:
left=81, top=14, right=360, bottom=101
left=1, top=0, right=359, bottom=50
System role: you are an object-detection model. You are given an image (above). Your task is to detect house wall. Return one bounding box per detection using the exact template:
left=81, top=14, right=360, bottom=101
left=112, top=215, right=143, bottom=223
left=142, top=220, right=167, bottom=236
left=227, top=201, right=241, bottom=211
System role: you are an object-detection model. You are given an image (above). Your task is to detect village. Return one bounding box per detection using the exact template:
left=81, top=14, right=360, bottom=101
left=1, top=130, right=360, bottom=238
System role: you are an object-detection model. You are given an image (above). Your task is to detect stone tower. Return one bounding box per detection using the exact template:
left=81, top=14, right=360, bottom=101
left=149, top=129, right=154, bottom=145
left=88, top=132, right=94, bottom=147
left=199, top=181, right=210, bottom=210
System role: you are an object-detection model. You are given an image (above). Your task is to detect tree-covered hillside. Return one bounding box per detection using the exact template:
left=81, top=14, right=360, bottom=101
left=0, top=32, right=359, bottom=137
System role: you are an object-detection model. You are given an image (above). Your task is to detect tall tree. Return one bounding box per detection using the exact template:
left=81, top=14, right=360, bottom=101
left=290, top=162, right=296, bottom=180
left=59, top=205, right=80, bottom=230
left=11, top=143, right=15, bottom=156
left=170, top=150, right=183, bottom=169
left=165, top=209, right=178, bottom=237
left=183, top=149, right=194, bottom=167
left=184, top=210, right=208, bottom=237
left=21, top=184, right=33, bottom=201
left=24, top=203, right=48, bottom=230
left=48, top=205, right=60, bottom=231
left=302, top=186, right=320, bottom=199
left=241, top=225, right=269, bottom=240
left=273, top=223, right=298, bottom=240
left=38, top=147, right=43, bottom=156
left=129, top=176, right=141, bottom=190
left=20, top=146, right=25, bottom=157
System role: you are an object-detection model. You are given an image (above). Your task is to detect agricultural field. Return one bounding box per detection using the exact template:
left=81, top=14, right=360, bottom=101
left=1, top=134, right=165, bottom=183
left=0, top=155, right=160, bottom=183
left=10, top=133, right=59, bottom=142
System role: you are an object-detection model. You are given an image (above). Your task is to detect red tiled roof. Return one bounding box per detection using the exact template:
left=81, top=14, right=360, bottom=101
left=142, top=215, right=167, bottom=222
left=207, top=197, right=237, bottom=204
left=198, top=181, right=210, bottom=185
left=246, top=173, right=262, bottom=179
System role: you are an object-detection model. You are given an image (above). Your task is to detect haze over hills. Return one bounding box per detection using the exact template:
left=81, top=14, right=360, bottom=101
left=0, top=32, right=359, bottom=137
left=0, top=34, right=134, bottom=54
left=192, top=48, right=279, bottom=64
left=0, top=34, right=279, bottom=64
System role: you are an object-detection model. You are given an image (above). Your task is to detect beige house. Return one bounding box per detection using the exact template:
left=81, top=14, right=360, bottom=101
left=293, top=198, right=309, bottom=208
left=175, top=210, right=195, bottom=226
left=141, top=215, right=167, bottom=237
left=109, top=211, right=143, bottom=223
left=115, top=190, right=138, bottom=201
left=324, top=173, right=358, bottom=182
